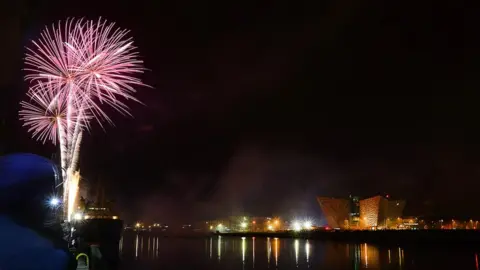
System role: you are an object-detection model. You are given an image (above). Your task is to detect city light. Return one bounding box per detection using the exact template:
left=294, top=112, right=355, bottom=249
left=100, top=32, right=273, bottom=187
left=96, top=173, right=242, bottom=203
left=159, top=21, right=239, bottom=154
left=292, top=221, right=302, bottom=231
left=49, top=197, right=60, bottom=207
left=303, top=221, right=312, bottom=230
left=74, top=213, right=83, bottom=220
left=268, top=225, right=274, bottom=231
left=241, top=222, right=247, bottom=228
left=135, top=223, right=141, bottom=228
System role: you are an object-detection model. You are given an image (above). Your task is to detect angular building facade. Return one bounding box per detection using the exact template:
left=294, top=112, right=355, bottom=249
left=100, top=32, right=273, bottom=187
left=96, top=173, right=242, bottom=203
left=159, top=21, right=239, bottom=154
left=317, top=197, right=351, bottom=229
left=318, top=195, right=406, bottom=229
left=359, top=195, right=406, bottom=229
left=359, top=195, right=387, bottom=228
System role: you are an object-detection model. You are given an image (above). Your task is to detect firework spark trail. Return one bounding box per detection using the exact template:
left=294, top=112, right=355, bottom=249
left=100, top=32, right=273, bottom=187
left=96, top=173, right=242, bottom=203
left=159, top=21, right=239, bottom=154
left=20, top=17, right=148, bottom=221
left=57, top=117, right=68, bottom=200
left=67, top=170, right=80, bottom=222
left=70, top=132, right=83, bottom=173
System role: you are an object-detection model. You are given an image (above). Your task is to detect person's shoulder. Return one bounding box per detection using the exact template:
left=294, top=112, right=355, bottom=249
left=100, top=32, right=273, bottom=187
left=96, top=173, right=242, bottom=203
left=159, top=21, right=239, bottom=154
left=0, top=216, right=75, bottom=270
left=2, top=246, right=70, bottom=270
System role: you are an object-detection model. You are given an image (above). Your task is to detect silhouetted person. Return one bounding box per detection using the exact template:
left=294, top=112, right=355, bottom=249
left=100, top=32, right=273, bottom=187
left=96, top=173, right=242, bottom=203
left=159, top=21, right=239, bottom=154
left=0, top=153, right=76, bottom=270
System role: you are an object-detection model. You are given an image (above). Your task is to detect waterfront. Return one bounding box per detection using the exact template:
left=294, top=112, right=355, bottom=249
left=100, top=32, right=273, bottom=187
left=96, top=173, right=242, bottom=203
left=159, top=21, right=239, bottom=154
left=118, top=234, right=480, bottom=270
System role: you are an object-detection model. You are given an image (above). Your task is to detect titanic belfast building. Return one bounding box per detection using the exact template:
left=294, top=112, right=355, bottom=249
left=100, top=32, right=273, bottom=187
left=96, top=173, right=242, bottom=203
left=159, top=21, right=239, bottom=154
left=317, top=195, right=405, bottom=229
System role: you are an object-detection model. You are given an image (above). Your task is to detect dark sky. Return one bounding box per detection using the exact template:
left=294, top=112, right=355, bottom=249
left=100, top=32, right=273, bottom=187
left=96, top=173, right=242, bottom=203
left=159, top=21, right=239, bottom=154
left=0, top=0, right=477, bottom=223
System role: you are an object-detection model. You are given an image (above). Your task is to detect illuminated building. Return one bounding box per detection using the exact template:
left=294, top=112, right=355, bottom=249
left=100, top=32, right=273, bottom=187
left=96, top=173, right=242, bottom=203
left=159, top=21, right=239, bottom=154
left=317, top=195, right=406, bottom=229
left=202, top=216, right=280, bottom=232
left=316, top=195, right=363, bottom=229
left=360, top=196, right=386, bottom=228
left=359, top=195, right=406, bottom=229
left=349, top=196, right=361, bottom=227
left=401, top=217, right=419, bottom=229
left=83, top=206, right=119, bottom=220
left=317, top=197, right=350, bottom=229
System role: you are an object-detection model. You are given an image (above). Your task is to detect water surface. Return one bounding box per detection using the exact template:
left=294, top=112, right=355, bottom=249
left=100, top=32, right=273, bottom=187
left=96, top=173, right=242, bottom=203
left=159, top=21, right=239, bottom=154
left=119, top=234, right=480, bottom=270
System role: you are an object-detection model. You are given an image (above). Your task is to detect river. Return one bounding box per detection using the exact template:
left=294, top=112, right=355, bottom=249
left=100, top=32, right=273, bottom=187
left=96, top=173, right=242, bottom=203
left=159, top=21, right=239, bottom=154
left=119, top=234, right=480, bottom=269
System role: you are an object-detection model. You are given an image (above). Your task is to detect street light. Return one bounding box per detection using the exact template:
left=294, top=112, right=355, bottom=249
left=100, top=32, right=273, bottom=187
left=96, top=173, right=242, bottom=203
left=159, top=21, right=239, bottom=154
left=303, top=221, right=312, bottom=230
left=74, top=213, right=82, bottom=220
left=292, top=221, right=302, bottom=231
left=49, top=197, right=60, bottom=207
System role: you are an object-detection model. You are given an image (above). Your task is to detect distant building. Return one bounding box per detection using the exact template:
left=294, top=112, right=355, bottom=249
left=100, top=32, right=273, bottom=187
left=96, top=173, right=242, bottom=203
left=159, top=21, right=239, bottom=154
left=359, top=195, right=406, bottom=229
left=202, top=216, right=278, bottom=232
left=359, top=195, right=387, bottom=228
left=317, top=197, right=350, bottom=229
left=349, top=195, right=361, bottom=228
left=318, top=194, right=406, bottom=230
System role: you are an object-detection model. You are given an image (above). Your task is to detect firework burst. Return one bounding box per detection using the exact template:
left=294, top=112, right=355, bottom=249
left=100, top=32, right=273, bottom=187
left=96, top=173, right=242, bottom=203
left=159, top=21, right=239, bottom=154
left=20, top=82, right=90, bottom=145
left=20, top=17, right=147, bottom=221
left=24, top=17, right=146, bottom=126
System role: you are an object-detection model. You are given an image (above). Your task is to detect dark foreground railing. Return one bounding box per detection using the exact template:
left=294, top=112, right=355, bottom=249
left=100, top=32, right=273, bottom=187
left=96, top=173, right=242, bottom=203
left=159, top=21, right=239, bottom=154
left=75, top=219, right=123, bottom=269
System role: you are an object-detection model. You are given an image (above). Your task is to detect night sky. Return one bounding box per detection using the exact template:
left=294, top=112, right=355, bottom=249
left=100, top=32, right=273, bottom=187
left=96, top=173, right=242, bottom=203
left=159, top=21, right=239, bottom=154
left=0, top=0, right=477, bottom=223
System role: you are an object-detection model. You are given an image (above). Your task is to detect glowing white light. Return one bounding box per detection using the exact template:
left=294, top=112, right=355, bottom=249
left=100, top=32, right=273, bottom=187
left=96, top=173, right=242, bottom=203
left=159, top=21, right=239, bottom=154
left=293, top=221, right=302, bottom=231
left=241, top=222, right=247, bottom=228
left=49, top=197, right=60, bottom=206
left=74, top=213, right=82, bottom=220
left=268, top=225, right=274, bottom=230
left=304, top=221, right=313, bottom=229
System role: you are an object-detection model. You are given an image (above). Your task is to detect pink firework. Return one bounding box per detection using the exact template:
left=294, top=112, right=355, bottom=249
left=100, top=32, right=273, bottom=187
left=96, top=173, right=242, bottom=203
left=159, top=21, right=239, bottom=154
left=19, top=82, right=90, bottom=145
left=20, top=18, right=148, bottom=221
left=24, top=17, right=146, bottom=125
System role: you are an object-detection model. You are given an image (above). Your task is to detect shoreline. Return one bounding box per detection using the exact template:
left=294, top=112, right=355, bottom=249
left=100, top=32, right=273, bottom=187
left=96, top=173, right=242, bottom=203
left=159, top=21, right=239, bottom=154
left=127, top=229, right=480, bottom=245
left=220, top=230, right=480, bottom=245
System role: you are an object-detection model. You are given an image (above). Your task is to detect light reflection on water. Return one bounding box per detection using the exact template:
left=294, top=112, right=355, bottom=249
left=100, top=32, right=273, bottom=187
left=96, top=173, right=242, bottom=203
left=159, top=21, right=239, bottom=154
left=121, top=234, right=480, bottom=270
left=252, top=237, right=255, bottom=267
left=294, top=239, right=299, bottom=266
left=218, top=235, right=222, bottom=260
left=305, top=240, right=310, bottom=264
